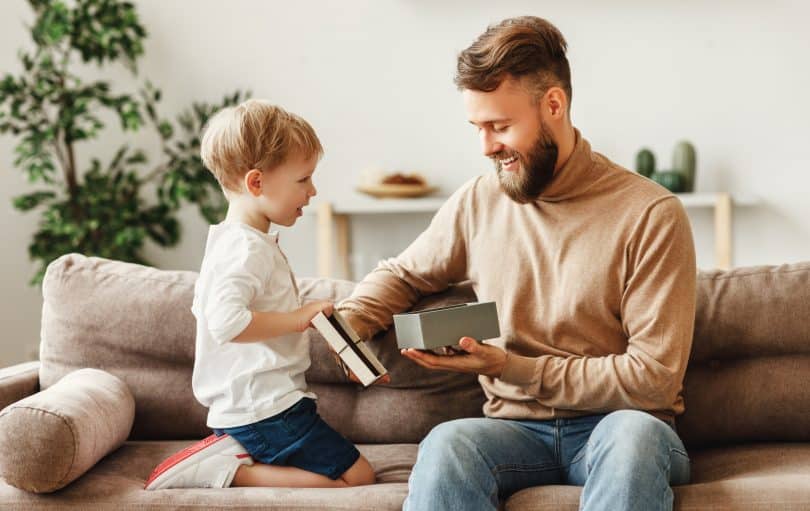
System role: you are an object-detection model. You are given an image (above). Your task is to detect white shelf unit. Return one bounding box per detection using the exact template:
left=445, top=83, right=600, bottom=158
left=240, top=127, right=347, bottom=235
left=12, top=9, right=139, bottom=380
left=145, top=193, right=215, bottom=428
left=313, top=192, right=759, bottom=279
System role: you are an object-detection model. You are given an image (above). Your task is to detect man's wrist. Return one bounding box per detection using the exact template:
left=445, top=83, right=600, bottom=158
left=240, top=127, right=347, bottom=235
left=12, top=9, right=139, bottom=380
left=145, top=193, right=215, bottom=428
left=490, top=349, right=508, bottom=378
left=499, top=351, right=540, bottom=386
left=336, top=307, right=374, bottom=340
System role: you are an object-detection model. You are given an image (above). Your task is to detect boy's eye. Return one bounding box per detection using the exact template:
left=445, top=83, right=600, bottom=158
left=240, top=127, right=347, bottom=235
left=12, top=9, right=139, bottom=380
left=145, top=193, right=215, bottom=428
left=493, top=125, right=508, bottom=133
left=298, top=177, right=311, bottom=183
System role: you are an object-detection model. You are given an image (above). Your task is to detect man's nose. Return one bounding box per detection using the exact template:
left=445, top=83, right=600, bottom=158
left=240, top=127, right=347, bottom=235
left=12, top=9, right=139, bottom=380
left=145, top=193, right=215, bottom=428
left=480, top=131, right=503, bottom=158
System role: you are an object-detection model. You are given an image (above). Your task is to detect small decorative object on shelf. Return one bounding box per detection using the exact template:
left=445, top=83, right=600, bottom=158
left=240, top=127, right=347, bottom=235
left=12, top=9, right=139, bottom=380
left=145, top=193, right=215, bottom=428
left=357, top=168, right=438, bottom=198
left=634, top=140, right=697, bottom=193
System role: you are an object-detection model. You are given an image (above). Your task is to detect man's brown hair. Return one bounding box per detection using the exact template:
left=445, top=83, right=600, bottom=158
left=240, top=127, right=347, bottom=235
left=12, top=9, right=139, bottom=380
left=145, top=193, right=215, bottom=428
left=455, top=16, right=572, bottom=107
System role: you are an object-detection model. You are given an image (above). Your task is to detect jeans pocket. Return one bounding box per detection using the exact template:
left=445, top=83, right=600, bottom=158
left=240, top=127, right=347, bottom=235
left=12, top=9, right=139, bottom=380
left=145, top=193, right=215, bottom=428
left=281, top=398, right=317, bottom=435
left=228, top=424, right=270, bottom=458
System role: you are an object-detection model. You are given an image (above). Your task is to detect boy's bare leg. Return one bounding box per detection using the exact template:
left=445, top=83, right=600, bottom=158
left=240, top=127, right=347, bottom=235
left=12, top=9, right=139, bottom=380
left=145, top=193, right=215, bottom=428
left=232, top=455, right=375, bottom=488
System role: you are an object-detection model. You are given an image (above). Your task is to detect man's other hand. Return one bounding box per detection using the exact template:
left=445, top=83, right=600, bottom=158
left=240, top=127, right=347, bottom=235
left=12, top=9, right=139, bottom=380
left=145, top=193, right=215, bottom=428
left=400, top=337, right=507, bottom=378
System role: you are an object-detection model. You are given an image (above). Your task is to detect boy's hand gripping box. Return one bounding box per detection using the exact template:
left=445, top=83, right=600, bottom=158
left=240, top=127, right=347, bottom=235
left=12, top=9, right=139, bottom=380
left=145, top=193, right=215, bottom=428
left=393, top=302, right=500, bottom=351
left=311, top=310, right=388, bottom=387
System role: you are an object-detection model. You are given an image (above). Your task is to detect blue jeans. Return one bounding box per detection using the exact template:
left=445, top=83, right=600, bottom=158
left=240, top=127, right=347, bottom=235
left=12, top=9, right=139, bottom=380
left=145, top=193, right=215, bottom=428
left=403, top=410, right=690, bottom=511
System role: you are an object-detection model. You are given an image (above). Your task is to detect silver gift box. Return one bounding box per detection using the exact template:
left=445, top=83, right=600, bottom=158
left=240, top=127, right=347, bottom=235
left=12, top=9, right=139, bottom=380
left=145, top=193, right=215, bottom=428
left=394, top=302, right=500, bottom=350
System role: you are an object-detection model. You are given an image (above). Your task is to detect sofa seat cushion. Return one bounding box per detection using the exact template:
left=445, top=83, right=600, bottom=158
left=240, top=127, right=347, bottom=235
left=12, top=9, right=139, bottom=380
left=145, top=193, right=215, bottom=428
left=2, top=441, right=809, bottom=510
left=504, top=443, right=810, bottom=510
left=0, top=441, right=416, bottom=510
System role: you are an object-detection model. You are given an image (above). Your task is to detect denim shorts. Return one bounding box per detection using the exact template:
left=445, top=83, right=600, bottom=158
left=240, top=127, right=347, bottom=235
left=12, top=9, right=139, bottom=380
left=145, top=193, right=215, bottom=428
left=213, top=398, right=359, bottom=480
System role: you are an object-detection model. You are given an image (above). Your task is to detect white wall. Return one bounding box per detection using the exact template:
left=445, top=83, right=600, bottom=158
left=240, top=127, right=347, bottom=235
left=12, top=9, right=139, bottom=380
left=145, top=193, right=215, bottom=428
left=2, top=0, right=809, bottom=366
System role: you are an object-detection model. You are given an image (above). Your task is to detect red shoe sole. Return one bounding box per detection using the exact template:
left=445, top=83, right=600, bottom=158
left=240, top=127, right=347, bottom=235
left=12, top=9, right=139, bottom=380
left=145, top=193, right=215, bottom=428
left=144, top=433, right=246, bottom=489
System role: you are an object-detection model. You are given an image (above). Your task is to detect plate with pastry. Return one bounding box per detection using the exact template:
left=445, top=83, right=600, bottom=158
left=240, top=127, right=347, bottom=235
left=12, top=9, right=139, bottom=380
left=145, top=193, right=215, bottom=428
left=357, top=172, right=438, bottom=198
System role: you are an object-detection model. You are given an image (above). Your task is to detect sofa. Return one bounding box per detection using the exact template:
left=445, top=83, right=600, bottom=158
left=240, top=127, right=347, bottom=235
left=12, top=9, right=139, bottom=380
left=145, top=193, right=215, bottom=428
left=0, top=253, right=809, bottom=510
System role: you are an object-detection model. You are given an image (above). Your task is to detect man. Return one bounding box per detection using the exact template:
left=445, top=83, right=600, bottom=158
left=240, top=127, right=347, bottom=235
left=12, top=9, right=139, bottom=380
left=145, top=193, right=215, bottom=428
left=337, top=16, right=696, bottom=511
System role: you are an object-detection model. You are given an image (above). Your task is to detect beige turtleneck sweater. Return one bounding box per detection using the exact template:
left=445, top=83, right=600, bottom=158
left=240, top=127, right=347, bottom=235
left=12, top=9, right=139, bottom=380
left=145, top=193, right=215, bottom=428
left=337, top=130, right=696, bottom=422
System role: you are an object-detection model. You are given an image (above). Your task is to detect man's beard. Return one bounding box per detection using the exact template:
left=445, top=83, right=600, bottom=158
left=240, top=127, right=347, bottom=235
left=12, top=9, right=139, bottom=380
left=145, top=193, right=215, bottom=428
left=493, top=121, right=558, bottom=204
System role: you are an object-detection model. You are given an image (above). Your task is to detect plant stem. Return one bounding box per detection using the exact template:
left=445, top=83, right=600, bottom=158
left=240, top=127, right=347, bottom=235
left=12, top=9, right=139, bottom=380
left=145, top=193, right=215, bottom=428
left=65, top=137, right=77, bottom=197
left=142, top=162, right=169, bottom=183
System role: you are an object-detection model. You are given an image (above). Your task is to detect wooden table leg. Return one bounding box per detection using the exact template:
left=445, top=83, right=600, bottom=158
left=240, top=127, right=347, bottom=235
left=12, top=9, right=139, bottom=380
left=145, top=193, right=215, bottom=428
left=714, top=193, right=732, bottom=270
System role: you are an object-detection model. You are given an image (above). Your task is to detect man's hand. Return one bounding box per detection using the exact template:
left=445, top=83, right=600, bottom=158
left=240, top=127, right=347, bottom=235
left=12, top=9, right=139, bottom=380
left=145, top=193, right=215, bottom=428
left=296, top=300, right=334, bottom=332
left=400, top=337, right=507, bottom=378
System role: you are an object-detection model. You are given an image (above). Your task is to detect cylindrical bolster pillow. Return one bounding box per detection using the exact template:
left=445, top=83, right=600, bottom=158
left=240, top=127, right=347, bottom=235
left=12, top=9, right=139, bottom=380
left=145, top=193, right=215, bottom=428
left=0, top=368, right=134, bottom=493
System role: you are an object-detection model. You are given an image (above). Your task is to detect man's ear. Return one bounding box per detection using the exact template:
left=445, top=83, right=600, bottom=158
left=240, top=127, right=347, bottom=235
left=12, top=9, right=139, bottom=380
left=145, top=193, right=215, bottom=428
left=244, top=169, right=263, bottom=196
left=545, top=87, right=568, bottom=119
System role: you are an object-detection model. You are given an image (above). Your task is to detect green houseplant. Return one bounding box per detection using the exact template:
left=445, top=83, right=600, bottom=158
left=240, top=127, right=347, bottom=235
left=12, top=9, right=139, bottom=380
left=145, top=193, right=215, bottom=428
left=0, top=0, right=247, bottom=284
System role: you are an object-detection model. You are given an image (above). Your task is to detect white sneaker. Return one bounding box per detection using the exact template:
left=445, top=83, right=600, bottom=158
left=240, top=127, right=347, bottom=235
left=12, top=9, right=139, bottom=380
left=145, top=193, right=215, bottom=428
left=144, top=433, right=253, bottom=490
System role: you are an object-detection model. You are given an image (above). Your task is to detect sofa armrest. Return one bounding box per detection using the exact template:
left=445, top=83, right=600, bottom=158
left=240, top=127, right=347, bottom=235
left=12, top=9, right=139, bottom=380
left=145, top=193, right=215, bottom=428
left=0, top=361, right=40, bottom=410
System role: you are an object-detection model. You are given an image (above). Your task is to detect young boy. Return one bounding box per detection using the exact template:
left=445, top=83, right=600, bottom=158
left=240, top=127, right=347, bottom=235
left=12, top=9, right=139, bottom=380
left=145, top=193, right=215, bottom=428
left=145, top=100, right=376, bottom=490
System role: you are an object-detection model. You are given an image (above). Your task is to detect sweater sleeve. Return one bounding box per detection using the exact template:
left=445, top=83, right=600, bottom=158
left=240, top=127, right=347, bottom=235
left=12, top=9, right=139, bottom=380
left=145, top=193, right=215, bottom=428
left=336, top=179, right=475, bottom=340
left=499, top=197, right=697, bottom=412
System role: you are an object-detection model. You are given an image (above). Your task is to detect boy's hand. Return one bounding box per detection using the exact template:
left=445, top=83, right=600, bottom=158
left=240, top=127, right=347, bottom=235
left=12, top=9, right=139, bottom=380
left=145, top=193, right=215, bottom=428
left=296, top=300, right=334, bottom=332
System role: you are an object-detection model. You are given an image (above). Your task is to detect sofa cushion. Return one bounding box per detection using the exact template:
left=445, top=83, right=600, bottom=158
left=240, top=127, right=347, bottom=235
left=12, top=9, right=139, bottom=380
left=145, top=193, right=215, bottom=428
left=678, top=262, right=810, bottom=448
left=503, top=444, right=810, bottom=511
left=0, top=441, right=415, bottom=510
left=40, top=254, right=484, bottom=442
left=2, top=440, right=808, bottom=510
left=691, top=262, right=810, bottom=363
left=0, top=368, right=134, bottom=493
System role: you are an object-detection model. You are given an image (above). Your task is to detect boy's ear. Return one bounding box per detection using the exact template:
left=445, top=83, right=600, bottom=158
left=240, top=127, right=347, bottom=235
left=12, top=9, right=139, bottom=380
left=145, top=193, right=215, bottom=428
left=244, top=169, right=263, bottom=196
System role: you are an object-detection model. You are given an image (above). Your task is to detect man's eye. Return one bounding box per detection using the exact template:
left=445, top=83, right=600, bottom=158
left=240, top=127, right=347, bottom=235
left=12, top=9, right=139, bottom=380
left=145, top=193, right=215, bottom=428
left=298, top=177, right=310, bottom=183
left=493, top=125, right=507, bottom=133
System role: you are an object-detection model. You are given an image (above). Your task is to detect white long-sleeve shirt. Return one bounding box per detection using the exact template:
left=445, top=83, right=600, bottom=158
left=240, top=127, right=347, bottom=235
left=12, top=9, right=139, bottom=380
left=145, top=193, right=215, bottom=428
left=191, top=222, right=315, bottom=429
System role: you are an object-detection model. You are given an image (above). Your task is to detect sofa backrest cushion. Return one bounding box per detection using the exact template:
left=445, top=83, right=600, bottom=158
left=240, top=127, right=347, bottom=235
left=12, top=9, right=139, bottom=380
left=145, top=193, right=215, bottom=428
left=677, top=262, right=810, bottom=447
left=39, top=254, right=484, bottom=442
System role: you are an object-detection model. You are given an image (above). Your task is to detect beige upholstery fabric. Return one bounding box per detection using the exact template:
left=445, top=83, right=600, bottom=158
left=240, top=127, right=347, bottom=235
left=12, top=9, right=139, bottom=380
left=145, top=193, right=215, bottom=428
left=505, top=444, right=810, bottom=511
left=0, top=362, right=39, bottom=411
left=0, top=368, right=134, bottom=493
left=677, top=262, right=810, bottom=448
left=39, top=254, right=484, bottom=442
left=0, top=442, right=414, bottom=510
left=691, top=262, right=810, bottom=362
left=1, top=441, right=809, bottom=510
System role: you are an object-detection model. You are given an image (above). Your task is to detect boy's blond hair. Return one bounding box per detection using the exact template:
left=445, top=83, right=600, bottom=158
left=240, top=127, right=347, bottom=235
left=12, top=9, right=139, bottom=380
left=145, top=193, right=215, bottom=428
left=200, top=99, right=323, bottom=193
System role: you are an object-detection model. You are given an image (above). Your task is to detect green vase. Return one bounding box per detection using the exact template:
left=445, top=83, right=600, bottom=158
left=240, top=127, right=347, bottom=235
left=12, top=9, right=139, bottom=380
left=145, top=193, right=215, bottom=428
left=635, top=148, right=656, bottom=178
left=672, top=141, right=696, bottom=192
left=651, top=170, right=686, bottom=193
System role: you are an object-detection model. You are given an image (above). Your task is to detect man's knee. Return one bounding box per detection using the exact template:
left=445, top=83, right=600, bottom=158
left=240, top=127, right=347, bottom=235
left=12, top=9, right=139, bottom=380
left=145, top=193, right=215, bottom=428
left=589, top=410, right=675, bottom=461
left=418, top=418, right=492, bottom=469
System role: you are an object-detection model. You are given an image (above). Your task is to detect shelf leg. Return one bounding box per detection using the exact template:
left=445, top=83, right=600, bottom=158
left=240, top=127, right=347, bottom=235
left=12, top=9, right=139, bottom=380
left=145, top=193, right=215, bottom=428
left=714, top=193, right=732, bottom=270
left=335, top=213, right=351, bottom=280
